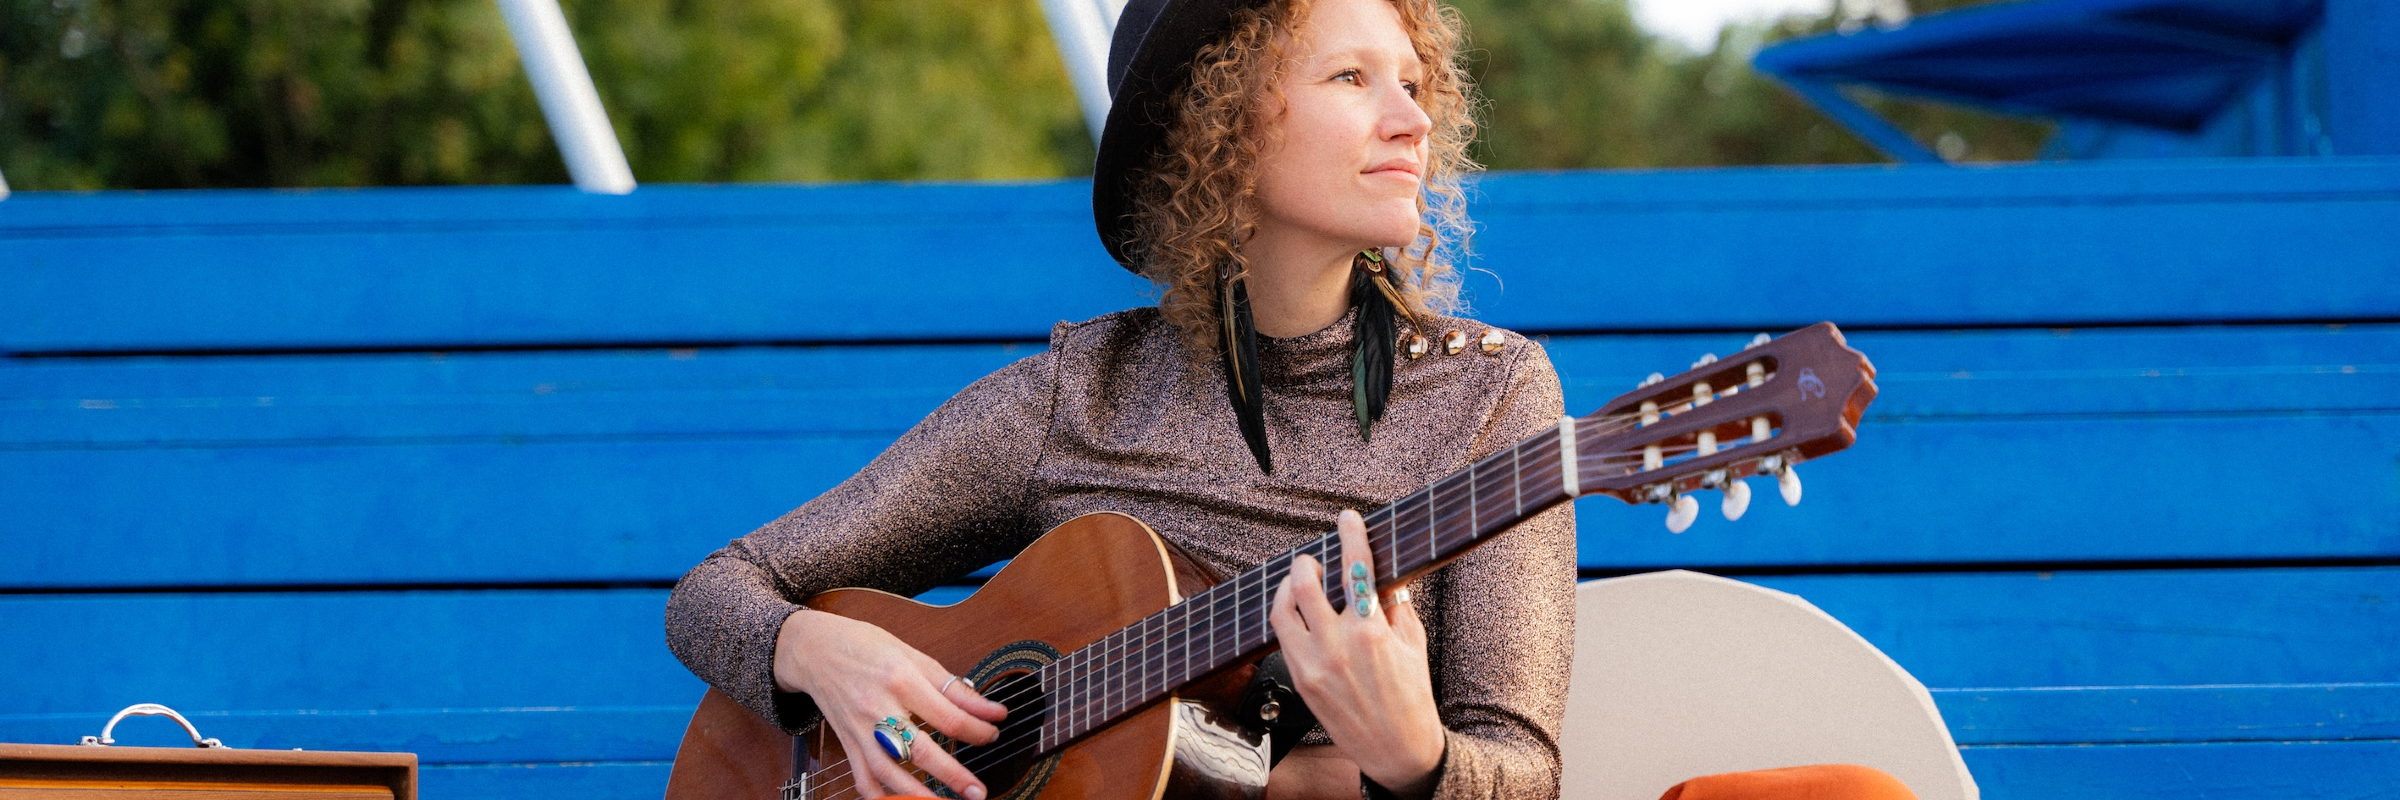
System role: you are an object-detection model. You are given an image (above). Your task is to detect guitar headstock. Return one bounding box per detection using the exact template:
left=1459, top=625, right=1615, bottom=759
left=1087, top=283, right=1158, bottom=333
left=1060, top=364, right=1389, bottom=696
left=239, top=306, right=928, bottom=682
left=1572, top=322, right=1876, bottom=532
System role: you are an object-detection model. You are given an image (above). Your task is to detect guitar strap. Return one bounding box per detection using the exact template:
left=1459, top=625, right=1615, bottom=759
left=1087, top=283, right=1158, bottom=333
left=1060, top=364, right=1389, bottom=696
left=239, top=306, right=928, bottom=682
left=1236, top=652, right=1319, bottom=767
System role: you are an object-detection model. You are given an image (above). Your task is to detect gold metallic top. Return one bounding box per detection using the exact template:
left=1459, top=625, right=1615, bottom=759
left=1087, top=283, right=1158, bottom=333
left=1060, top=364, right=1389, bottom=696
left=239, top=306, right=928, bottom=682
left=666, top=306, right=1577, bottom=800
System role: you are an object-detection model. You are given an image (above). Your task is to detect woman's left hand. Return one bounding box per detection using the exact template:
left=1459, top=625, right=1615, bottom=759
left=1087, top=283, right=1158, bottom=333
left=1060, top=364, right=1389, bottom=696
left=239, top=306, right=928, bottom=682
left=1270, top=509, right=1447, bottom=799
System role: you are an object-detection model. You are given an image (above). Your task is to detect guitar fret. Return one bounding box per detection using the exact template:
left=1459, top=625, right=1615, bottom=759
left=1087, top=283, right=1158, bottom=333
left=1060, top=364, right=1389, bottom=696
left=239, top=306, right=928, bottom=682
left=1133, top=619, right=1147, bottom=715
left=1138, top=615, right=1157, bottom=711
left=1118, top=623, right=1133, bottom=719
left=1077, top=644, right=1093, bottom=737
left=1513, top=437, right=1524, bottom=522
left=1175, top=601, right=1191, bottom=687
left=1382, top=511, right=1401, bottom=578
left=1418, top=484, right=1436, bottom=568
left=1114, top=625, right=1130, bottom=719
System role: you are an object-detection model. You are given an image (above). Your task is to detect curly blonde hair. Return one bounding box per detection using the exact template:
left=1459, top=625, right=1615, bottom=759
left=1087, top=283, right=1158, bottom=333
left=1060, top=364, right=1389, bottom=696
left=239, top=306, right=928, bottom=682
left=1126, top=0, right=1480, bottom=358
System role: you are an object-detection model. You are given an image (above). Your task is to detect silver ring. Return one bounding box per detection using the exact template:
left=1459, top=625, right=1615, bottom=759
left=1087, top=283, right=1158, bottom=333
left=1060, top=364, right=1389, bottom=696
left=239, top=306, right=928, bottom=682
left=1393, top=587, right=1412, bottom=605
left=940, top=675, right=964, bottom=696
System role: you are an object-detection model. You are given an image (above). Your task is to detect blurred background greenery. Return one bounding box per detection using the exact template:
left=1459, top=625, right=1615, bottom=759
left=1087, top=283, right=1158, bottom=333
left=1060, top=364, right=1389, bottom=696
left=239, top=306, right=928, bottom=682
left=0, top=0, right=2047, bottom=190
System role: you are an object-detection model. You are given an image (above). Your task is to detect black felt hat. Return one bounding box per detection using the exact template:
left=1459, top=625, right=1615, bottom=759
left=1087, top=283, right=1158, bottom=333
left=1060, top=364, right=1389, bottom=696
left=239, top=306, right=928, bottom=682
left=1092, top=0, right=1274, bottom=273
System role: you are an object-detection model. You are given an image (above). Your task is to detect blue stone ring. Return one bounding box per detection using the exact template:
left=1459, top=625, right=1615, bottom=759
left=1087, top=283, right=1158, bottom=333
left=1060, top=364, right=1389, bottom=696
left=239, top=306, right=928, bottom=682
left=872, top=716, right=916, bottom=763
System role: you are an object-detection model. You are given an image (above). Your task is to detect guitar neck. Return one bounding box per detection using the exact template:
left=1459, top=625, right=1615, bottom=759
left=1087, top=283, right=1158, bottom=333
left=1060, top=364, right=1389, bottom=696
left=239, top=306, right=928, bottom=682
left=1032, top=422, right=1580, bottom=751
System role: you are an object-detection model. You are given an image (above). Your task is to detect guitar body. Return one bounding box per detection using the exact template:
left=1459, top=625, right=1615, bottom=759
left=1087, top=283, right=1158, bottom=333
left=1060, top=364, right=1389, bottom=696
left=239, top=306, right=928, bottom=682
left=666, top=512, right=1271, bottom=800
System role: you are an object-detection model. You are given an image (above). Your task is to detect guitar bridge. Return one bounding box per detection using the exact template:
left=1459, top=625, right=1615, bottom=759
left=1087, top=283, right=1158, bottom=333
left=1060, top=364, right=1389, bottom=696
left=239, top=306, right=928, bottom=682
left=779, top=778, right=808, bottom=800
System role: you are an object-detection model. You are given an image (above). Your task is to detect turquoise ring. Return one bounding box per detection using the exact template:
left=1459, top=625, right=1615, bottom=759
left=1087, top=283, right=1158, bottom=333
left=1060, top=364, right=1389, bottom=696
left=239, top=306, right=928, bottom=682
left=872, top=716, right=916, bottom=762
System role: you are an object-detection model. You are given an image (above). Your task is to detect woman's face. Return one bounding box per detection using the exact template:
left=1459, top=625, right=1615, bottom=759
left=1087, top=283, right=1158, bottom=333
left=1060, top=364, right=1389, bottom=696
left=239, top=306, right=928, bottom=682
left=1252, top=0, right=1432, bottom=254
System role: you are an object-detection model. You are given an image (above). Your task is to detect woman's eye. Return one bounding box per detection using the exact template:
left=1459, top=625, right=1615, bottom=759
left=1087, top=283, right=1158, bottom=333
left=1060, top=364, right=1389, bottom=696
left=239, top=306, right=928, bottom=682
left=1402, top=81, right=1421, bottom=98
left=1335, top=69, right=1362, bottom=85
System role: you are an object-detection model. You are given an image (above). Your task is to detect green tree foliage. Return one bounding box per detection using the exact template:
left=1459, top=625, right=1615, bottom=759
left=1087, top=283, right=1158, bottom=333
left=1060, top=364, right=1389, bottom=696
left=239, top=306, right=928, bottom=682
left=1, top=0, right=2042, bottom=190
left=1, top=0, right=1088, bottom=189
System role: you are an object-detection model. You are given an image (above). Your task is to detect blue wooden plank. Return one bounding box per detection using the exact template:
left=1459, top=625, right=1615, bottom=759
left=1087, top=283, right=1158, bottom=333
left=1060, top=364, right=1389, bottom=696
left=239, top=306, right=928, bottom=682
left=0, top=438, right=887, bottom=586
left=4, top=325, right=2394, bottom=586
left=1, top=405, right=2388, bottom=585
left=1747, top=567, right=2400, bottom=689
left=6, top=325, right=2392, bottom=447
left=0, top=707, right=691, bottom=765
left=0, top=344, right=1031, bottom=446
left=1551, top=324, right=2400, bottom=421
left=6, top=159, right=2397, bottom=353
left=0, top=591, right=702, bottom=714
left=0, top=183, right=1139, bottom=354
left=1576, top=412, right=2400, bottom=568
left=421, top=761, right=670, bottom=800
left=1958, top=739, right=2400, bottom=800
left=4, top=572, right=2388, bottom=716
left=1931, top=683, right=2400, bottom=746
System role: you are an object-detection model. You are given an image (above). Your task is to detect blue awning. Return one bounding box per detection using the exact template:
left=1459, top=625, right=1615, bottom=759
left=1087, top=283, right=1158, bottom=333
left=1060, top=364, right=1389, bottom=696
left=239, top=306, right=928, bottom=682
left=1754, top=0, right=2325, bottom=161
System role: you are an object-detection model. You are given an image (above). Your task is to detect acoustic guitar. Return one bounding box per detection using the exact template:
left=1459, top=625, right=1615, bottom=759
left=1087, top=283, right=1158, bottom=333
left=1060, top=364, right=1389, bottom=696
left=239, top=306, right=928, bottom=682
left=667, top=322, right=1877, bottom=800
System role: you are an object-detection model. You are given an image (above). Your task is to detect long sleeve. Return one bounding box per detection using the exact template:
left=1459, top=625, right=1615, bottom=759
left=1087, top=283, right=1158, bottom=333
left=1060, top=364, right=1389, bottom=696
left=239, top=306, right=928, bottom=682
left=1418, top=339, right=1579, bottom=800
left=663, top=349, right=1062, bottom=732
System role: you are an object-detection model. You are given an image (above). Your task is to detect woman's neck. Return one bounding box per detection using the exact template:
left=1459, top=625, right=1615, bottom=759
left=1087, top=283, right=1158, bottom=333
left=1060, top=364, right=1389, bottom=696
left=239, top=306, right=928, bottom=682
left=1241, top=226, right=1358, bottom=338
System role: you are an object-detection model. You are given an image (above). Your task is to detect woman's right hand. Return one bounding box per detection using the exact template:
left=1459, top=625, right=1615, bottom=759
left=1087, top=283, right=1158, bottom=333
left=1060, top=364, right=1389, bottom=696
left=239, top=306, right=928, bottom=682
left=775, top=608, right=1010, bottom=800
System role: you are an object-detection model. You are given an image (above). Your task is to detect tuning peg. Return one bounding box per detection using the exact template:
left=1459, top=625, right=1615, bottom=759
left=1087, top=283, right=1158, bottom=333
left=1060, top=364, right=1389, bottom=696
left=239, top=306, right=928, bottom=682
left=1638, top=372, right=1664, bottom=388
left=1747, top=333, right=1772, bottom=348
left=1665, top=493, right=1700, bottom=533
left=1692, top=353, right=1718, bottom=369
left=1777, top=465, right=1802, bottom=506
left=1722, top=480, right=1751, bottom=521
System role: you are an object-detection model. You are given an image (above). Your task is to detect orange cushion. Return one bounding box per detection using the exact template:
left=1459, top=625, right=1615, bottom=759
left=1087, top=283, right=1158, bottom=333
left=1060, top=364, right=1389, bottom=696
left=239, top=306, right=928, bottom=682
left=1655, top=764, right=1918, bottom=800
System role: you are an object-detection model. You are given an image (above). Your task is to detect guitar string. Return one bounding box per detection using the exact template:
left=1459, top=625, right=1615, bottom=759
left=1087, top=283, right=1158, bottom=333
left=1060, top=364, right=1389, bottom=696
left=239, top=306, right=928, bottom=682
left=805, top=436, right=1755, bottom=799
left=799, top=477, right=1548, bottom=800
left=803, top=436, right=1746, bottom=797
left=802, top=401, right=1782, bottom=795
left=795, top=517, right=1379, bottom=798
left=802, top=455, right=1589, bottom=796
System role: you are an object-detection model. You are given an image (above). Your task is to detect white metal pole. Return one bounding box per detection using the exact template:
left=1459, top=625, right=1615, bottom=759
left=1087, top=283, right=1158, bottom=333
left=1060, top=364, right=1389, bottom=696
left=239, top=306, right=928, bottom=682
left=494, top=0, right=636, bottom=194
left=1039, top=0, right=1126, bottom=143
left=0, top=166, right=11, bottom=200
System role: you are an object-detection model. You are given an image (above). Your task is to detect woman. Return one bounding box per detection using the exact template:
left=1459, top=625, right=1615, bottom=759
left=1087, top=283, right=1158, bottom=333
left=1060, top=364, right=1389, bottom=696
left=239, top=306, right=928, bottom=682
left=666, top=1, right=1913, bottom=799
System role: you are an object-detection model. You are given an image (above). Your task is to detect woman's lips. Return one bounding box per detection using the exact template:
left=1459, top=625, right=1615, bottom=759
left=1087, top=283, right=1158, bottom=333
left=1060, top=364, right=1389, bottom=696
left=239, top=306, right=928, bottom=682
left=1364, top=158, right=1422, bottom=178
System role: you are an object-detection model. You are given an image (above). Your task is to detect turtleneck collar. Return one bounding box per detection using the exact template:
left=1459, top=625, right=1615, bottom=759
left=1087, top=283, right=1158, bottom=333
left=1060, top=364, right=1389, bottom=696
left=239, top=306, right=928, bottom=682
left=1254, top=304, right=1360, bottom=389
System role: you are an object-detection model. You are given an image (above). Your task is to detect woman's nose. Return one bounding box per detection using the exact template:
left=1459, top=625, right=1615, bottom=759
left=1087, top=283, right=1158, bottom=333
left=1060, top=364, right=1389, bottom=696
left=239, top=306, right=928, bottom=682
left=1379, top=84, right=1432, bottom=142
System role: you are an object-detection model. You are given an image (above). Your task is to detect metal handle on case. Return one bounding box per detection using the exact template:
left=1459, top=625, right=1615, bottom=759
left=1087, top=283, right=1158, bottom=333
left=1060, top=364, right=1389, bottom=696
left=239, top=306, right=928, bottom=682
left=79, top=703, right=225, bottom=748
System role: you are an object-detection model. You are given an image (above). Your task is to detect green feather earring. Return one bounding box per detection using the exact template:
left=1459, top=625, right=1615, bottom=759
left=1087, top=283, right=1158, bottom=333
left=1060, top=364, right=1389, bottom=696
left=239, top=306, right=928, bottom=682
left=1351, top=250, right=1427, bottom=443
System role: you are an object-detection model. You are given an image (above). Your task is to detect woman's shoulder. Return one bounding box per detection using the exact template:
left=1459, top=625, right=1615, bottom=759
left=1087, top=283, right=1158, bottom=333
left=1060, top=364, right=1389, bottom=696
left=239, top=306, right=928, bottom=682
left=1048, top=306, right=1166, bottom=345
left=1043, top=306, right=1179, bottom=366
left=1413, top=312, right=1559, bottom=383
left=1402, top=312, right=1566, bottom=458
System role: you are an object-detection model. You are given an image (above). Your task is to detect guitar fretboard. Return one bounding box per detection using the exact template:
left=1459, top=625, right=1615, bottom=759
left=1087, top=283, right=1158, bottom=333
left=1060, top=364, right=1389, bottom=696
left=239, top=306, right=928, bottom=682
left=1025, top=423, right=1582, bottom=751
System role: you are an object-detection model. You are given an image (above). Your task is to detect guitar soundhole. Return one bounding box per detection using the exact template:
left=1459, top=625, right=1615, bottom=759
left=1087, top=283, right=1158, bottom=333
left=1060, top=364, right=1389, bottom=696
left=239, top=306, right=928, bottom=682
left=940, top=669, right=1054, bottom=800
left=909, top=640, right=1061, bottom=800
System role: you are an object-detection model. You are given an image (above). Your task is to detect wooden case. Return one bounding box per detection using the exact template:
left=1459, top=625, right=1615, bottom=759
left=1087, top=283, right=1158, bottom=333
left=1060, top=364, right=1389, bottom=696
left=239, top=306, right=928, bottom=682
left=0, top=743, right=415, bottom=800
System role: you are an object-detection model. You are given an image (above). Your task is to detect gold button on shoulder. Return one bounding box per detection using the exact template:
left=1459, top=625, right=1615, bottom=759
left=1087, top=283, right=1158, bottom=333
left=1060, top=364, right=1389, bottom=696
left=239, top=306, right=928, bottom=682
left=1479, top=328, right=1507, bottom=355
left=1404, top=334, right=1430, bottom=359
left=1442, top=330, right=1467, bottom=355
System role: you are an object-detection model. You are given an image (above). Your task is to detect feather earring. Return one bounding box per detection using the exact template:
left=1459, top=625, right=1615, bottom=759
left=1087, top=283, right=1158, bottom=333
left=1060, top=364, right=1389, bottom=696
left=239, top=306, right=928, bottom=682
left=1350, top=261, right=1394, bottom=442
left=1221, top=267, right=1273, bottom=474
left=1352, top=249, right=1428, bottom=443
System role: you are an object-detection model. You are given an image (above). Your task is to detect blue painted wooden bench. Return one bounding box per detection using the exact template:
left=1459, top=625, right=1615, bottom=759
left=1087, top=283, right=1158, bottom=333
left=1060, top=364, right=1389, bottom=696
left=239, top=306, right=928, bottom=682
left=4, top=158, right=2396, bottom=798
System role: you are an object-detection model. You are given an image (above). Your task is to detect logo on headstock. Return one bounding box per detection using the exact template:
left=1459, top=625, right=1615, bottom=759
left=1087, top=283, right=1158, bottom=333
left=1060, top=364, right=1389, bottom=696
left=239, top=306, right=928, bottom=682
left=1797, top=368, right=1826, bottom=400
